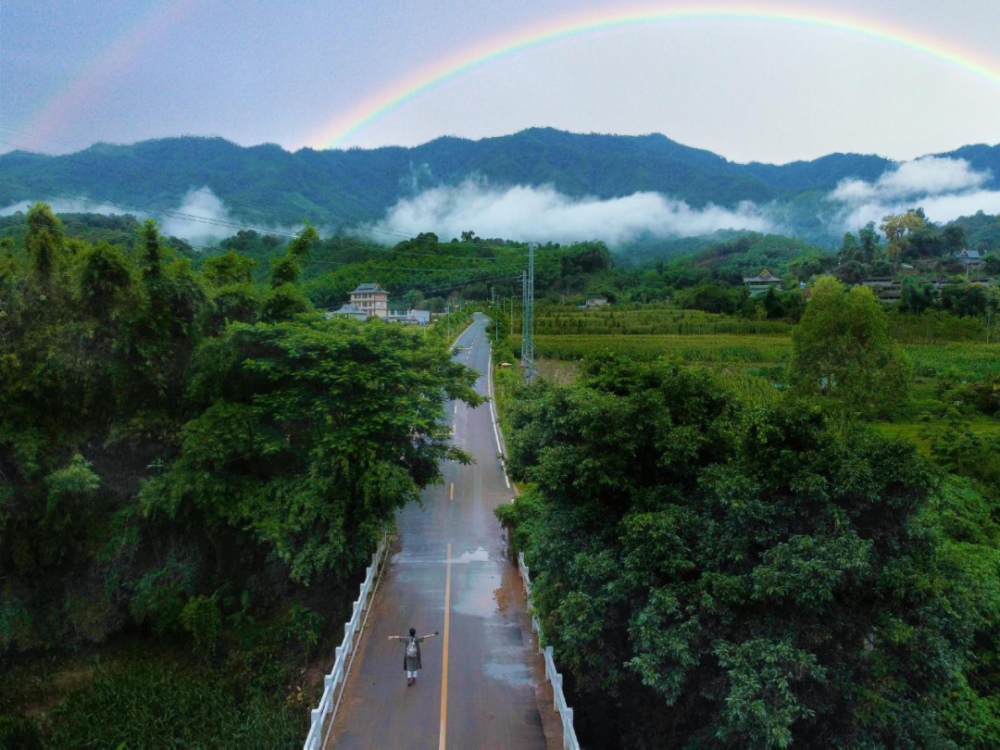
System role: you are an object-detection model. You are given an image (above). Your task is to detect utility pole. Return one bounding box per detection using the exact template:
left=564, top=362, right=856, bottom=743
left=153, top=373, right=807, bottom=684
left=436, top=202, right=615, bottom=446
left=520, top=243, right=536, bottom=380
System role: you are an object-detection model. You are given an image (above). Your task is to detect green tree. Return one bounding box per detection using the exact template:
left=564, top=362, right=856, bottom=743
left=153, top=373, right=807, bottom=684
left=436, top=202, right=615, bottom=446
left=76, top=242, right=133, bottom=319
left=791, top=276, right=910, bottom=417
left=500, top=356, right=994, bottom=748
left=141, top=315, right=482, bottom=583
left=24, top=202, right=65, bottom=288
left=880, top=210, right=925, bottom=272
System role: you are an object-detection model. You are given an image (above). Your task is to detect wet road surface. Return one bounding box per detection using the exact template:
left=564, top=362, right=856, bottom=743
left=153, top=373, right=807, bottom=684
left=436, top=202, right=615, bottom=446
left=327, top=314, right=557, bottom=750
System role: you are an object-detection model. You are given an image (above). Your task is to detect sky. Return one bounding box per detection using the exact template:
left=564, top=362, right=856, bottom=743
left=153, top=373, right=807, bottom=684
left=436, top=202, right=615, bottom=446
left=2, top=0, right=1000, bottom=164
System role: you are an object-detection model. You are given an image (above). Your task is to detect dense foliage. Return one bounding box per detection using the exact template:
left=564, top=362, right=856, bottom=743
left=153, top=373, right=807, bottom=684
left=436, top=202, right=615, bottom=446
left=0, top=204, right=480, bottom=743
left=498, top=355, right=998, bottom=748
left=791, top=277, right=910, bottom=417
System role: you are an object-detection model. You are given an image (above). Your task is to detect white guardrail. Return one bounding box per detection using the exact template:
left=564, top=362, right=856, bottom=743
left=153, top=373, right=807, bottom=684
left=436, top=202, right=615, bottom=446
left=517, top=552, right=582, bottom=750
left=486, top=312, right=581, bottom=749
left=303, top=532, right=389, bottom=750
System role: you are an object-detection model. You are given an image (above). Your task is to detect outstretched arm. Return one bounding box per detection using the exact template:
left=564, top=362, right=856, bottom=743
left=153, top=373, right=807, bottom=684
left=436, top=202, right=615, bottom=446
left=422, top=631, right=441, bottom=639
left=387, top=635, right=404, bottom=641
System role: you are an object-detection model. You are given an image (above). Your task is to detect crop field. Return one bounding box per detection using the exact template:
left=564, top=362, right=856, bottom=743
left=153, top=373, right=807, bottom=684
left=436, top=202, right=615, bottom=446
left=534, top=305, right=791, bottom=337
left=519, top=333, right=1000, bottom=382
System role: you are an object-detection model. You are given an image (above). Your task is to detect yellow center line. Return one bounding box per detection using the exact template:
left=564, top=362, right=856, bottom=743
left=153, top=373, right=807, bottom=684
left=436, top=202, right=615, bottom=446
left=449, top=482, right=454, bottom=501
left=439, top=542, right=452, bottom=750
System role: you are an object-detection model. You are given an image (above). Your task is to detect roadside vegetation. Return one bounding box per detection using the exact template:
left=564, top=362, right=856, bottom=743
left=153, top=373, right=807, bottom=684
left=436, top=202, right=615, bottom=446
left=2, top=201, right=999, bottom=747
left=0, top=204, right=480, bottom=746
left=492, top=280, right=999, bottom=747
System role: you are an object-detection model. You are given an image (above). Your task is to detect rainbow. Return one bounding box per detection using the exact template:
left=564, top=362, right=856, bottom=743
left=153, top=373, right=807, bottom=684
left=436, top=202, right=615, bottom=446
left=17, top=0, right=199, bottom=145
left=312, top=3, right=1000, bottom=149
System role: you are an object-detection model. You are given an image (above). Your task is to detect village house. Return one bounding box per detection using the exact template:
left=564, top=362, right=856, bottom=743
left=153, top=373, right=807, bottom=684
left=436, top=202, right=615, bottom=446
left=350, top=283, right=389, bottom=319
left=954, top=248, right=983, bottom=270
left=743, top=269, right=782, bottom=297
left=581, top=297, right=609, bottom=310
left=387, top=309, right=432, bottom=325
left=327, top=303, right=368, bottom=321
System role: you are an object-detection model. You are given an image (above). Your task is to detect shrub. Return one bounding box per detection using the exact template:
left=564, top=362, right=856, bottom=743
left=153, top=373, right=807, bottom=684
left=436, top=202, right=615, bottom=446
left=49, top=661, right=302, bottom=748
left=129, top=560, right=196, bottom=635
left=179, top=595, right=223, bottom=655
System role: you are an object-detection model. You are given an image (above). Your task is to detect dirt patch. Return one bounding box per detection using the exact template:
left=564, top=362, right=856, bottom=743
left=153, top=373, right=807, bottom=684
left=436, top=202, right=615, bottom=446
left=535, top=357, right=580, bottom=384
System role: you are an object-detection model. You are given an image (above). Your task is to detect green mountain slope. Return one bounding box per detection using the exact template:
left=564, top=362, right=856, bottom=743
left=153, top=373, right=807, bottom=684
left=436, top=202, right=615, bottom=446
left=2, top=128, right=998, bottom=240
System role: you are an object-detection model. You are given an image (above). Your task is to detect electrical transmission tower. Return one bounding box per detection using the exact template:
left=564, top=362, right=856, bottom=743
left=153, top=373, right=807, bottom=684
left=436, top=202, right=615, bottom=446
left=520, top=242, right=536, bottom=380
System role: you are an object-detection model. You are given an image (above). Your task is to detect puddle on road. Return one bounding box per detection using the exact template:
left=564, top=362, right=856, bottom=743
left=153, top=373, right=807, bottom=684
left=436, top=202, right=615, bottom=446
left=452, top=547, right=490, bottom=564
left=452, top=564, right=502, bottom=618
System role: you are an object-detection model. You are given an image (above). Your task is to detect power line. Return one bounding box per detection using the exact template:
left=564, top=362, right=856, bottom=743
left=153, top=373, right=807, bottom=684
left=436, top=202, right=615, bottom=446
left=384, top=272, right=522, bottom=304
left=521, top=242, right=536, bottom=380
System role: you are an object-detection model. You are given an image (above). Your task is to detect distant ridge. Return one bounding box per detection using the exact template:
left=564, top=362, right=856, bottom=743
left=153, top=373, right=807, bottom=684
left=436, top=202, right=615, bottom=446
left=2, top=127, right=999, bottom=242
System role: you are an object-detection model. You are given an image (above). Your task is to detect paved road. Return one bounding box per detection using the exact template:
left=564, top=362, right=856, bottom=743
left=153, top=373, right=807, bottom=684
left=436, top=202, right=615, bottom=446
left=328, top=313, right=555, bottom=750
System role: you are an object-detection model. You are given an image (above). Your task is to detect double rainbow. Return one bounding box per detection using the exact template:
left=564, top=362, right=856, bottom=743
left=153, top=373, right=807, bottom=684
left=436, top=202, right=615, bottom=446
left=20, top=0, right=199, bottom=144
left=310, top=3, right=1000, bottom=149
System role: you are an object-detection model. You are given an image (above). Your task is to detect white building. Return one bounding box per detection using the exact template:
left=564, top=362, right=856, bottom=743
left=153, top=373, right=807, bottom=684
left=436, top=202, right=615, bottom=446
left=350, top=283, right=388, bottom=319
left=387, top=309, right=431, bottom=325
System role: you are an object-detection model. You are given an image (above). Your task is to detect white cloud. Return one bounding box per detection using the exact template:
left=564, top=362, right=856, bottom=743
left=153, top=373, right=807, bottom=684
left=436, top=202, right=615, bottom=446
left=369, top=179, right=777, bottom=246
left=0, top=197, right=124, bottom=217
left=828, top=157, right=1000, bottom=231
left=159, top=188, right=239, bottom=244
left=0, top=187, right=295, bottom=246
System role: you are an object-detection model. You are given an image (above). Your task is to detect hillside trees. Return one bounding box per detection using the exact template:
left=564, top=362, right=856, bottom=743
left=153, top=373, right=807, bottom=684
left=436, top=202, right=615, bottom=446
left=0, top=204, right=479, bottom=674
left=499, top=355, right=997, bottom=748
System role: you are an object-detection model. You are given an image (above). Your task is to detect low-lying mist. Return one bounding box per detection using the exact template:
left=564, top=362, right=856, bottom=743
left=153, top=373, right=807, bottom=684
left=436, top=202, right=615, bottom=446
left=827, top=156, right=1000, bottom=232
left=0, top=187, right=297, bottom=245
left=368, top=179, right=780, bottom=246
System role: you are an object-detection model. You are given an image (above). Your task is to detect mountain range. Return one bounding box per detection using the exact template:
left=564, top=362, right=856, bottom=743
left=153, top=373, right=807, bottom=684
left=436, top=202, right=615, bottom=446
left=2, top=128, right=999, bottom=245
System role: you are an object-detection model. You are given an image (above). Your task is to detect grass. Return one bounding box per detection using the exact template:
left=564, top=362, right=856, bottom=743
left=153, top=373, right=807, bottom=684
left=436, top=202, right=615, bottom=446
left=519, top=320, right=1000, bottom=457
left=872, top=419, right=1000, bottom=457
left=518, top=334, right=1000, bottom=383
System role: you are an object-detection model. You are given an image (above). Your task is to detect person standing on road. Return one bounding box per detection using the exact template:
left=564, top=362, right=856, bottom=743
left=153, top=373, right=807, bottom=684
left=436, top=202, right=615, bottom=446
left=388, top=628, right=439, bottom=686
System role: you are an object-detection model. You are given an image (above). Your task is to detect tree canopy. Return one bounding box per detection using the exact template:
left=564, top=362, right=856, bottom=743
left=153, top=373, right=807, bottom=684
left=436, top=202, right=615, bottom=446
left=499, top=354, right=997, bottom=748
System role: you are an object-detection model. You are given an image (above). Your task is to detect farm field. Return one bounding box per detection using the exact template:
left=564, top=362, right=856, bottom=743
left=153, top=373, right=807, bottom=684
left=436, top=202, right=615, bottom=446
left=520, top=333, right=1000, bottom=382
left=515, top=325, right=1000, bottom=452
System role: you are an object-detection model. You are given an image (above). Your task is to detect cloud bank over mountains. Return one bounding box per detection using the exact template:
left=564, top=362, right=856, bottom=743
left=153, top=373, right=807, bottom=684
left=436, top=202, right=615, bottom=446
left=4, top=157, right=1000, bottom=250
left=0, top=187, right=279, bottom=245
left=827, top=156, right=1000, bottom=231
left=371, top=179, right=779, bottom=246
left=373, top=159, right=1000, bottom=247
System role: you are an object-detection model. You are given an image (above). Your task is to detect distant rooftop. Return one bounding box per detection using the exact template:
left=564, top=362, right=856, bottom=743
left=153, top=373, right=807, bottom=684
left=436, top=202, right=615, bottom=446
left=955, top=249, right=982, bottom=260
left=743, top=269, right=781, bottom=283
left=351, top=283, right=386, bottom=293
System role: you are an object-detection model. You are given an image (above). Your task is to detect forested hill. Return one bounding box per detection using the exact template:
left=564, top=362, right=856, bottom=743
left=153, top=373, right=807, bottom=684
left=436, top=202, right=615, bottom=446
left=2, top=128, right=1000, bottom=230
